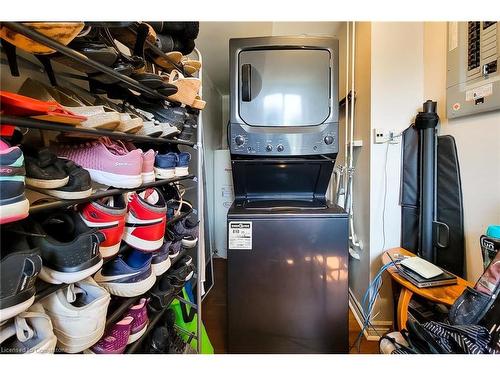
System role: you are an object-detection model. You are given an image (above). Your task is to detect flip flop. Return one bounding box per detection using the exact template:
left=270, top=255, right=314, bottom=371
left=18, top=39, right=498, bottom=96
left=0, top=22, right=84, bottom=54
left=164, top=70, right=201, bottom=106
left=0, top=91, right=86, bottom=125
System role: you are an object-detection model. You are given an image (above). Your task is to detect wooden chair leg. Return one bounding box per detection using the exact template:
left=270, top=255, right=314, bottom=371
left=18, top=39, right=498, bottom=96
left=397, top=287, right=413, bottom=330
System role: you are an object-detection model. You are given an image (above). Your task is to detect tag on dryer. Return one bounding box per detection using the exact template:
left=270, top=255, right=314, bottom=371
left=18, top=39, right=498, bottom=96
left=229, top=221, right=252, bottom=250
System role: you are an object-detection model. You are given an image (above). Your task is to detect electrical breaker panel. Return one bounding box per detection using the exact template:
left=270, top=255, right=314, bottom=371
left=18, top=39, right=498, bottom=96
left=447, top=22, right=500, bottom=119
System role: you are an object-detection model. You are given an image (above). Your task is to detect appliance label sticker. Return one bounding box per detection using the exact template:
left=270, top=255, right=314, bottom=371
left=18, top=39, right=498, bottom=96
left=466, top=83, right=493, bottom=101
left=229, top=222, right=252, bottom=250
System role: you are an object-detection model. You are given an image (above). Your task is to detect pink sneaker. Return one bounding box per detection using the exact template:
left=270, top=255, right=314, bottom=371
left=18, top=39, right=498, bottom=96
left=125, top=297, right=150, bottom=344
left=117, top=141, right=155, bottom=184
left=86, top=316, right=133, bottom=354
left=56, top=140, right=143, bottom=188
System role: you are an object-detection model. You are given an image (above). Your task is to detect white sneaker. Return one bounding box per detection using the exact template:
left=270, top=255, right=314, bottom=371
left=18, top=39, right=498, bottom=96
left=0, top=303, right=57, bottom=354
left=39, top=277, right=110, bottom=353
left=160, top=122, right=180, bottom=138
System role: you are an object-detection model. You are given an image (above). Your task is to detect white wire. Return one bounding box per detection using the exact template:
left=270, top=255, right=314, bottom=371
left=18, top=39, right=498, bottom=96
left=382, top=142, right=390, bottom=252
left=344, top=22, right=349, bottom=175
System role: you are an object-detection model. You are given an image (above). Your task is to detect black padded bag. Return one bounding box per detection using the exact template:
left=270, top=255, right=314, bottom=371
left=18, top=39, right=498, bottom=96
left=435, top=135, right=465, bottom=276
left=400, top=125, right=420, bottom=253
left=400, top=126, right=465, bottom=277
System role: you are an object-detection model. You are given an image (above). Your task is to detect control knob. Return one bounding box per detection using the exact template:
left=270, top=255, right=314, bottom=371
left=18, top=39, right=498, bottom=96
left=277, top=144, right=284, bottom=152
left=324, top=135, right=334, bottom=145
left=266, top=144, right=273, bottom=152
left=235, top=135, right=245, bottom=146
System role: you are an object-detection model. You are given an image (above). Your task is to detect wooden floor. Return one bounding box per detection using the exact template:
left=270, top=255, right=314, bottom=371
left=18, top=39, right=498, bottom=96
left=203, top=258, right=379, bottom=354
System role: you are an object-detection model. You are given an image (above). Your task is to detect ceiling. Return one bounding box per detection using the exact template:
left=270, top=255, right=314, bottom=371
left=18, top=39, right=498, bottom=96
left=196, top=22, right=343, bottom=95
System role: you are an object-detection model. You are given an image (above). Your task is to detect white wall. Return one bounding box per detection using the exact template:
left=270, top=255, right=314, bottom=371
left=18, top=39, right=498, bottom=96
left=337, top=22, right=373, bottom=311
left=368, top=22, right=425, bottom=320
left=201, top=72, right=223, bottom=255
left=424, top=22, right=500, bottom=282
left=348, top=22, right=500, bottom=327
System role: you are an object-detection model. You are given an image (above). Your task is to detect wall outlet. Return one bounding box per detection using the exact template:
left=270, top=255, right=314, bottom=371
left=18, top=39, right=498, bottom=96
left=374, top=129, right=400, bottom=144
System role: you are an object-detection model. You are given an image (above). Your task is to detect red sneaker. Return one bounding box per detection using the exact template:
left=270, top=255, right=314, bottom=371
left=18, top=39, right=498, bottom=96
left=79, top=194, right=127, bottom=258
left=123, top=188, right=167, bottom=252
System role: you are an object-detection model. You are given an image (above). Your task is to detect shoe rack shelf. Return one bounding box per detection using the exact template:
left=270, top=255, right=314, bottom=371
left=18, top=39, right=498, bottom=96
left=28, top=174, right=195, bottom=214
left=0, top=116, right=196, bottom=147
left=1, top=22, right=206, bottom=354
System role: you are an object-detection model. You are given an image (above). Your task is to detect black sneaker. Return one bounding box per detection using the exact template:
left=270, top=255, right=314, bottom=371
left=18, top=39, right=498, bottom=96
left=148, top=276, right=178, bottom=311
left=27, top=211, right=104, bottom=285
left=171, top=216, right=198, bottom=248
left=0, top=138, right=30, bottom=224
left=145, top=325, right=171, bottom=353
left=0, top=228, right=42, bottom=322
left=23, top=147, right=69, bottom=190
left=164, top=309, right=189, bottom=354
left=172, top=256, right=192, bottom=270
left=168, top=263, right=195, bottom=285
left=43, top=160, right=92, bottom=200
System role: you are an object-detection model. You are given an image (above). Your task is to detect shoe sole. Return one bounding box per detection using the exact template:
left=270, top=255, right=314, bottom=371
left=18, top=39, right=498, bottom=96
left=127, top=323, right=149, bottom=344
left=142, top=171, right=155, bottom=183
left=87, top=169, right=142, bottom=189
left=154, top=167, right=175, bottom=180
left=160, top=128, right=180, bottom=138
left=26, top=176, right=69, bottom=189
left=98, top=271, right=156, bottom=297
left=0, top=295, right=35, bottom=322
left=182, top=237, right=198, bottom=248
left=39, top=259, right=103, bottom=284
left=99, top=242, right=121, bottom=258
left=0, top=198, right=30, bottom=224
left=43, top=187, right=93, bottom=200
left=152, top=257, right=172, bottom=276
left=175, top=166, right=189, bottom=177
left=122, top=232, right=164, bottom=252
left=57, top=324, right=106, bottom=354
left=27, top=335, right=58, bottom=354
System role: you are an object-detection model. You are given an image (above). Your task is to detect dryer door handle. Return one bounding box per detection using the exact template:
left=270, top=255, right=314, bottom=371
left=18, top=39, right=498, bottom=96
left=241, top=63, right=252, bottom=102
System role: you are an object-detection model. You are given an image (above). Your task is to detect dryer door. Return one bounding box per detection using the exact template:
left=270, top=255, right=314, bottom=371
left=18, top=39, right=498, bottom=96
left=238, top=48, right=331, bottom=127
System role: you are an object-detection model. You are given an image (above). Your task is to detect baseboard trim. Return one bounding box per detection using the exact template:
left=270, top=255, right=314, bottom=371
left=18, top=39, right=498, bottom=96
left=349, top=290, right=393, bottom=341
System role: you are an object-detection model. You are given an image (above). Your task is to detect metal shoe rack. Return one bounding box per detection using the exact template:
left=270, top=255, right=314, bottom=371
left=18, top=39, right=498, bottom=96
left=0, top=22, right=205, bottom=354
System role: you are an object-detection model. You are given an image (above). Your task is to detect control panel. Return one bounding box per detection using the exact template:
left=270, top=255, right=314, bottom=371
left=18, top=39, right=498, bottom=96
left=447, top=21, right=500, bottom=118
left=229, top=122, right=338, bottom=156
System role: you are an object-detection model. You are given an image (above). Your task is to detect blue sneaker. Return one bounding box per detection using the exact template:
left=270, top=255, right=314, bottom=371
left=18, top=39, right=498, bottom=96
left=0, top=139, right=29, bottom=224
left=176, top=152, right=191, bottom=177
left=154, top=152, right=178, bottom=180
left=94, top=248, right=156, bottom=297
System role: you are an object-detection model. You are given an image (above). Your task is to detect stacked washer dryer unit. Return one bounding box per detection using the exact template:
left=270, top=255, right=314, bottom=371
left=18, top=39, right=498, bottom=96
left=227, top=36, right=349, bottom=353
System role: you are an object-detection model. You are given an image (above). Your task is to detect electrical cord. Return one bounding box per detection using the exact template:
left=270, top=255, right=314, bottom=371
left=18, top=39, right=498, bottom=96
left=349, top=258, right=401, bottom=352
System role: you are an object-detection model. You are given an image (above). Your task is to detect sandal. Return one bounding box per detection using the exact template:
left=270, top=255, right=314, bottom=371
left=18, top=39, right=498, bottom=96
left=0, top=91, right=86, bottom=125
left=189, top=95, right=206, bottom=110
left=182, top=58, right=201, bottom=75
left=164, top=70, right=200, bottom=106
left=18, top=78, right=121, bottom=130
